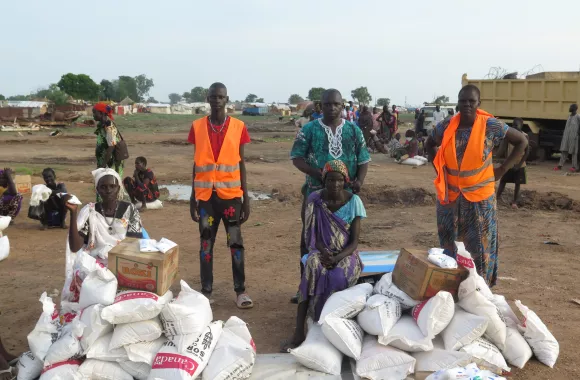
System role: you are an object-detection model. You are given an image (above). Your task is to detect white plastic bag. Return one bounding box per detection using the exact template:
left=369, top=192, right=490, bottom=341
left=101, top=290, right=173, bottom=324
left=412, top=291, right=455, bottom=337
left=16, top=351, right=44, bottom=380
left=203, top=316, right=256, bottom=380
left=79, top=304, right=113, bottom=352
left=39, top=360, right=82, bottom=380
left=412, top=337, right=473, bottom=372
left=86, top=333, right=129, bottom=362
left=373, top=273, right=420, bottom=310
left=0, top=235, right=9, bottom=262
left=379, top=315, right=433, bottom=352
left=441, top=307, right=489, bottom=351
left=62, top=250, right=104, bottom=304
left=149, top=321, right=223, bottom=380
left=356, top=335, right=416, bottom=380
left=318, top=283, right=372, bottom=324
left=160, top=280, right=212, bottom=339
left=501, top=326, right=532, bottom=369
left=27, top=292, right=61, bottom=361
left=110, top=317, right=163, bottom=350
left=459, top=338, right=510, bottom=374
left=321, top=317, right=364, bottom=359
left=30, top=184, right=52, bottom=206
left=120, top=361, right=151, bottom=380
left=356, top=294, right=401, bottom=336
left=79, top=359, right=133, bottom=380
left=125, top=337, right=167, bottom=365
left=145, top=199, right=163, bottom=210
left=428, top=253, right=458, bottom=269
left=44, top=316, right=84, bottom=366
left=78, top=266, right=117, bottom=309
left=290, top=322, right=342, bottom=375
left=514, top=300, right=559, bottom=368
left=457, top=244, right=506, bottom=351
left=400, top=157, right=427, bottom=166
left=426, top=362, right=506, bottom=380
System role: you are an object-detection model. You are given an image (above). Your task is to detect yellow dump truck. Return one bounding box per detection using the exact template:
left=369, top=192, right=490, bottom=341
left=462, top=72, right=580, bottom=160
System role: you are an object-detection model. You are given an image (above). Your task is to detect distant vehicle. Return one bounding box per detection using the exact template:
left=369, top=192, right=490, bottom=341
left=421, top=104, right=457, bottom=130
left=242, top=107, right=268, bottom=116
left=462, top=72, right=580, bottom=160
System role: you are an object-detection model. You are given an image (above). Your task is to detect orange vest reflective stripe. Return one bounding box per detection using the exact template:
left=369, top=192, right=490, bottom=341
left=193, top=116, right=244, bottom=201
left=434, top=109, right=496, bottom=204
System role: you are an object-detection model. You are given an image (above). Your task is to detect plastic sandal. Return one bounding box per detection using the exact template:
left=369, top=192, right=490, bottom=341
left=236, top=293, right=254, bottom=309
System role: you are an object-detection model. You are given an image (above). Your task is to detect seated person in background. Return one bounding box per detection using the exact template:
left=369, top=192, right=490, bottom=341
left=385, top=133, right=402, bottom=157
left=0, top=168, right=23, bottom=222
left=123, top=156, right=160, bottom=209
left=281, top=160, right=366, bottom=351
left=394, top=129, right=419, bottom=161
left=417, top=131, right=426, bottom=156
left=41, top=168, right=68, bottom=229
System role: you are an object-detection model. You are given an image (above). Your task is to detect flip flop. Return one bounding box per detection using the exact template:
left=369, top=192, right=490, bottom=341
left=236, top=293, right=254, bottom=309
left=279, top=339, right=298, bottom=353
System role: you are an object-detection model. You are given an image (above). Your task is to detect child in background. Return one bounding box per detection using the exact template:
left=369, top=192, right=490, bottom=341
left=386, top=133, right=402, bottom=157
left=394, top=130, right=419, bottom=161
left=417, top=131, right=426, bottom=156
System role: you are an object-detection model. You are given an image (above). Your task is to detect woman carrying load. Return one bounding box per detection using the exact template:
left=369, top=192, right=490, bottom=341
left=93, top=103, right=124, bottom=179
left=425, top=85, right=527, bottom=287
left=281, top=160, right=366, bottom=351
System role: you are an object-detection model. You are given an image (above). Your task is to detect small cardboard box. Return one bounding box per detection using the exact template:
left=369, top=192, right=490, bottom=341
left=392, top=248, right=468, bottom=301
left=108, top=238, right=179, bottom=296
left=14, top=175, right=32, bottom=194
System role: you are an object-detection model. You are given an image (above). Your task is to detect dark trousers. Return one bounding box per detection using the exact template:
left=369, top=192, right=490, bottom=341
left=198, top=192, right=245, bottom=295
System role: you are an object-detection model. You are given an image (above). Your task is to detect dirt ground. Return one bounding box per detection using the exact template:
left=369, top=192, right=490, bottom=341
left=1, top=116, right=579, bottom=379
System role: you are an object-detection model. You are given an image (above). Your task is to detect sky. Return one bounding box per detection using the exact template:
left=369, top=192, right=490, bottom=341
left=2, top=0, right=580, bottom=106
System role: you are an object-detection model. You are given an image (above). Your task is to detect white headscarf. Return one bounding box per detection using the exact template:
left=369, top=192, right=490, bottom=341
left=91, top=168, right=125, bottom=200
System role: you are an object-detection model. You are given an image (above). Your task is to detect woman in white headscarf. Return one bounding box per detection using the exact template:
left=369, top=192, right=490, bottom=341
left=61, top=168, right=143, bottom=302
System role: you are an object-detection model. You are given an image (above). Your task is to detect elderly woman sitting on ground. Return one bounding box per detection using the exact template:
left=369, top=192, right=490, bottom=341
left=62, top=168, right=144, bottom=302
left=281, top=160, right=366, bottom=351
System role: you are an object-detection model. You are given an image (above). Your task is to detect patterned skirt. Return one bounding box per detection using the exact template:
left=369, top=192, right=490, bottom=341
left=436, top=194, right=499, bottom=287
left=298, top=252, right=363, bottom=321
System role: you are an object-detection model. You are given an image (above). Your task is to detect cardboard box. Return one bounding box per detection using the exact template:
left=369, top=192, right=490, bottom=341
left=14, top=175, right=32, bottom=194
left=392, top=248, right=468, bottom=301
left=108, top=238, right=179, bottom=296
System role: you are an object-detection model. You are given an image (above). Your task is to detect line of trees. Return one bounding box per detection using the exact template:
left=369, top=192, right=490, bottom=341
left=1, top=73, right=155, bottom=105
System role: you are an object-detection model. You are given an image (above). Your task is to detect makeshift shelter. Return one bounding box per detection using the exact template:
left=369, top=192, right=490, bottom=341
left=147, top=103, right=171, bottom=114
left=119, top=97, right=135, bottom=106
left=271, top=103, right=292, bottom=116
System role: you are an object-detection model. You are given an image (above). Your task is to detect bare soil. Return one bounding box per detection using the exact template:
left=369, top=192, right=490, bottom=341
left=1, top=117, right=579, bottom=379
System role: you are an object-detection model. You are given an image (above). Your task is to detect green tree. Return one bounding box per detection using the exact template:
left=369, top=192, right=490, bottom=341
left=376, top=98, right=391, bottom=107
left=100, top=80, right=116, bottom=100
left=116, top=76, right=138, bottom=102
left=169, top=93, right=182, bottom=105
left=255, top=98, right=264, bottom=103
left=182, top=92, right=191, bottom=102
left=433, top=95, right=450, bottom=105
left=135, top=74, right=154, bottom=102
left=0, top=94, right=5, bottom=100
left=35, top=84, right=69, bottom=105
left=245, top=94, right=258, bottom=103
left=57, top=73, right=100, bottom=101
left=307, top=87, right=326, bottom=101
left=188, top=87, right=208, bottom=102
left=146, top=97, right=158, bottom=103
left=7, top=95, right=30, bottom=101
left=288, top=94, right=304, bottom=104
left=351, top=87, right=372, bottom=105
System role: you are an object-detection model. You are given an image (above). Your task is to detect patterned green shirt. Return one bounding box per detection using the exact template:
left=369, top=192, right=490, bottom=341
left=290, top=119, right=371, bottom=195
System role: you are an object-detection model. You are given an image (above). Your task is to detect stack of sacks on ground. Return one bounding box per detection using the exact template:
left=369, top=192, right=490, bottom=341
left=22, top=276, right=257, bottom=380
left=288, top=242, right=559, bottom=380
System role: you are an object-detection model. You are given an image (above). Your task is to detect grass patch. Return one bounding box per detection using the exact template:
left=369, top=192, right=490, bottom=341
left=12, top=165, right=67, bottom=177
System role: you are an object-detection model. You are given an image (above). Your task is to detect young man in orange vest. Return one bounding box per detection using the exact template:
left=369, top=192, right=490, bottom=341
left=188, top=82, right=253, bottom=309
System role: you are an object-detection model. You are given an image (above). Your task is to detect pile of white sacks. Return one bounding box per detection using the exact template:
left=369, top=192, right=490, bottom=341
left=19, top=255, right=257, bottom=380
left=290, top=243, right=559, bottom=380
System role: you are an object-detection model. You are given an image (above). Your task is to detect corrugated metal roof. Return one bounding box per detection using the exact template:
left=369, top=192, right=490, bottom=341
left=6, top=101, right=48, bottom=108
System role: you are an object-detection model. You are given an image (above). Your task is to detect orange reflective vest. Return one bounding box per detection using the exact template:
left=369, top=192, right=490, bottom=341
left=434, top=109, right=495, bottom=204
left=193, top=117, right=244, bottom=201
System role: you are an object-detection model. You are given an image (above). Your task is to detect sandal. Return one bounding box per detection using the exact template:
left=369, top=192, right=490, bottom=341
left=236, top=293, right=254, bottom=309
